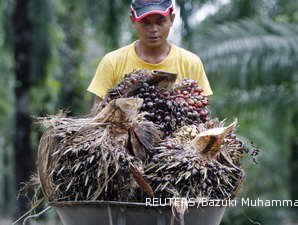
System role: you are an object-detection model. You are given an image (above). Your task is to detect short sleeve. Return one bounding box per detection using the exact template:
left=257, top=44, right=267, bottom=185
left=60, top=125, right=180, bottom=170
left=87, top=55, right=115, bottom=98
left=192, top=58, right=213, bottom=96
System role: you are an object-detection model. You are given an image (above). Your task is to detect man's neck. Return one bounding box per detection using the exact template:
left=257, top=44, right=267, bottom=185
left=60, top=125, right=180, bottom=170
left=135, top=40, right=171, bottom=64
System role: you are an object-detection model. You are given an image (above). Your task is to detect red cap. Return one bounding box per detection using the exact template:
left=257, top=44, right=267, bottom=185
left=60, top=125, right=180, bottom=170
left=131, top=0, right=173, bottom=22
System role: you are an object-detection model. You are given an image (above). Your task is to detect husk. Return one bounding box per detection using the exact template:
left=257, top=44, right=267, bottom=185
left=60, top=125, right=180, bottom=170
left=37, top=98, right=159, bottom=201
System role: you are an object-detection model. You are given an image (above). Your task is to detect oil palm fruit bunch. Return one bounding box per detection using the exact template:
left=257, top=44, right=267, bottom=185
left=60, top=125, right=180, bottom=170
left=101, top=70, right=155, bottom=108
left=102, top=70, right=210, bottom=137
left=37, top=98, right=159, bottom=201
left=173, top=125, right=200, bottom=142
left=35, top=70, right=258, bottom=203
left=145, top=120, right=246, bottom=200
left=50, top=144, right=142, bottom=201
left=172, top=78, right=210, bottom=122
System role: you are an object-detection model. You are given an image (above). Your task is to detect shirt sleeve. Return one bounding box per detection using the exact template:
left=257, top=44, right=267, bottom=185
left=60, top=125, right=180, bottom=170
left=87, top=55, right=115, bottom=98
left=192, top=57, right=213, bottom=96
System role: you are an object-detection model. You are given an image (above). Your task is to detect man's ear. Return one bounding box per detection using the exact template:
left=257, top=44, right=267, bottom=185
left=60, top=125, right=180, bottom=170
left=130, top=14, right=138, bottom=30
left=130, top=14, right=136, bottom=24
left=170, top=13, right=175, bottom=24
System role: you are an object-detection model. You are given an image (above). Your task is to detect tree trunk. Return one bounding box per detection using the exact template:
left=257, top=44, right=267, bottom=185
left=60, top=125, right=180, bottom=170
left=56, top=1, right=86, bottom=115
left=12, top=0, right=34, bottom=218
left=176, top=0, right=193, bottom=49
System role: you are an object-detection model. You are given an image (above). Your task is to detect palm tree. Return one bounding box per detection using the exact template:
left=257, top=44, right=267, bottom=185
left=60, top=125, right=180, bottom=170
left=0, top=3, right=15, bottom=214
left=191, top=11, right=298, bottom=225
left=84, top=0, right=131, bottom=51
left=11, top=0, right=54, bottom=218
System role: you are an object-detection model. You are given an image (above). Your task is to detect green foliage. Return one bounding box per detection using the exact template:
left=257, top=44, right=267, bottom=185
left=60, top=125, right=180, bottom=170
left=194, top=19, right=298, bottom=88
left=0, top=0, right=15, bottom=216
left=0, top=0, right=297, bottom=223
left=85, top=0, right=131, bottom=50
left=189, top=0, right=298, bottom=224
left=29, top=0, right=55, bottom=85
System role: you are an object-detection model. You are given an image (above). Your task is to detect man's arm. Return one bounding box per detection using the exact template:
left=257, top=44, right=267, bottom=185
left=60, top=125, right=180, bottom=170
left=87, top=54, right=115, bottom=100
left=87, top=54, right=115, bottom=116
left=90, top=96, right=103, bottom=116
left=191, top=57, right=213, bottom=96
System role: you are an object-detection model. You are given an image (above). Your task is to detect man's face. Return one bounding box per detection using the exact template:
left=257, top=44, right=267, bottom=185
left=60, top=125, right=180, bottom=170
left=131, top=13, right=175, bottom=48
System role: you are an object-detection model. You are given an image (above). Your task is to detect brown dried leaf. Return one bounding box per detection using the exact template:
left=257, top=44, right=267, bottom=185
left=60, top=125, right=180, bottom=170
left=192, top=120, right=237, bottom=159
left=128, top=128, right=147, bottom=161
left=129, top=163, right=154, bottom=198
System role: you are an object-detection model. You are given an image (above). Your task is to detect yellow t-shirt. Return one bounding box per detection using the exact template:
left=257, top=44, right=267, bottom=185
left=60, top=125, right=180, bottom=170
left=87, top=41, right=213, bottom=98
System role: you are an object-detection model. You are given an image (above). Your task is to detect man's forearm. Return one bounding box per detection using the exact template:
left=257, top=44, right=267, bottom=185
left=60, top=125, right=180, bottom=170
left=90, top=96, right=103, bottom=116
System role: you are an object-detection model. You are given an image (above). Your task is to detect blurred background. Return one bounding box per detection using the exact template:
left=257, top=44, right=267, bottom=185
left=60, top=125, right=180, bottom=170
left=0, top=0, right=297, bottom=224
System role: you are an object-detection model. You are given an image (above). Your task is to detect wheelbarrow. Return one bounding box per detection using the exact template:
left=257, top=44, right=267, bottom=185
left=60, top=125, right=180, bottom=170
left=50, top=201, right=226, bottom=225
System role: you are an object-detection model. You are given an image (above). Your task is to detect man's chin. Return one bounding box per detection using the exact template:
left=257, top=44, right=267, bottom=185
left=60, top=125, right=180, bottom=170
left=145, top=40, right=164, bottom=48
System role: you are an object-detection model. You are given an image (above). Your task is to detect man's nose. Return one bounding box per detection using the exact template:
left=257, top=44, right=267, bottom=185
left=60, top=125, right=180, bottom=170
left=148, top=24, right=159, bottom=32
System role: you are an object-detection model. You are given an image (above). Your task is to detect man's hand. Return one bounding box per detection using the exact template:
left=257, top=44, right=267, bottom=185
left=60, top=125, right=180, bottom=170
left=90, top=96, right=103, bottom=116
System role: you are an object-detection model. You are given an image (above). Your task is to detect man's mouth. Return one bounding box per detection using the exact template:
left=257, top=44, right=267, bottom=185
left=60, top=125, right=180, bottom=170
left=148, top=36, right=160, bottom=40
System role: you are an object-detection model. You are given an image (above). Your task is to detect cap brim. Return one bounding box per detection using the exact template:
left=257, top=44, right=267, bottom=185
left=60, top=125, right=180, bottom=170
left=131, top=3, right=173, bottom=22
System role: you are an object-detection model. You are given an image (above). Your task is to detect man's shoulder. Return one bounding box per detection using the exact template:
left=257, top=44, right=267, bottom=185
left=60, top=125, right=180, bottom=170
left=103, top=43, right=134, bottom=61
left=172, top=44, right=202, bottom=64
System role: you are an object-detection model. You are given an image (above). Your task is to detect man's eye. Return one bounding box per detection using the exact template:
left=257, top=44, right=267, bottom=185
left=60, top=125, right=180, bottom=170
left=157, top=19, right=166, bottom=25
left=141, top=20, right=150, bottom=25
left=140, top=18, right=166, bottom=26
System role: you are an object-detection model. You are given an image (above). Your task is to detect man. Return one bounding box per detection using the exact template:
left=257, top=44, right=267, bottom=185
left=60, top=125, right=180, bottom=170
left=88, top=0, right=212, bottom=113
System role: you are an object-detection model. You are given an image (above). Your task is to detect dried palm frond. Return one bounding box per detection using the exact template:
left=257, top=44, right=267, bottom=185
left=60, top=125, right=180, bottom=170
left=37, top=98, right=156, bottom=201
